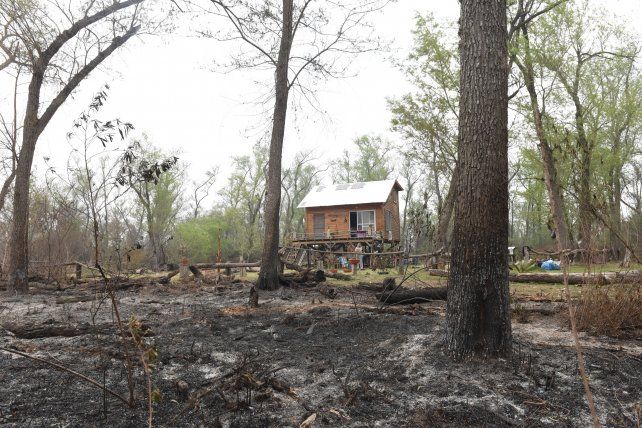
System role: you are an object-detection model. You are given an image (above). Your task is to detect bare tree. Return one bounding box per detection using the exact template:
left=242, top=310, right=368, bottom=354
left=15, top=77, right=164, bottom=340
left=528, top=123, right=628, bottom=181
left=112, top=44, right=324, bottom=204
left=191, top=167, right=219, bottom=218
left=280, top=150, right=322, bottom=241
left=46, top=87, right=134, bottom=267
left=2, top=0, right=151, bottom=293
left=204, top=0, right=388, bottom=290
left=0, top=67, right=20, bottom=214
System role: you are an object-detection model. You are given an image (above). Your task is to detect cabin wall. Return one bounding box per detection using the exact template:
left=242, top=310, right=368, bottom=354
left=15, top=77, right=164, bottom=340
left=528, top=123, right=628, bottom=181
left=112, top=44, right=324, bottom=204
left=302, top=189, right=401, bottom=241
left=382, top=190, right=401, bottom=241
left=303, top=203, right=381, bottom=236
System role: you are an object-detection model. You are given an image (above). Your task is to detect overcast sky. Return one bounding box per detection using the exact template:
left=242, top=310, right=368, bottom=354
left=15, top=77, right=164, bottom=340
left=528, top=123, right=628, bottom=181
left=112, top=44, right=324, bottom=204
left=12, top=0, right=642, bottom=199
left=33, top=0, right=458, bottom=189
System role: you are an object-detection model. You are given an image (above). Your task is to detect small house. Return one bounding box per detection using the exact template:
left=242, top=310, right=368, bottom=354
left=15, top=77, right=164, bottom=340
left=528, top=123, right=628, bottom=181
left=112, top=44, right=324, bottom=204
left=294, top=179, right=404, bottom=245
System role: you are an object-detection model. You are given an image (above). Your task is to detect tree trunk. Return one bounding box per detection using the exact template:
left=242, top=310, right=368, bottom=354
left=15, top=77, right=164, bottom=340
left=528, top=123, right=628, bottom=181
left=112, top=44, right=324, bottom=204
left=435, top=164, right=457, bottom=250
left=576, top=132, right=592, bottom=253
left=257, top=0, right=293, bottom=291
left=446, top=0, right=512, bottom=359
left=608, top=136, right=624, bottom=261
left=518, top=27, right=574, bottom=251
left=7, top=68, right=44, bottom=293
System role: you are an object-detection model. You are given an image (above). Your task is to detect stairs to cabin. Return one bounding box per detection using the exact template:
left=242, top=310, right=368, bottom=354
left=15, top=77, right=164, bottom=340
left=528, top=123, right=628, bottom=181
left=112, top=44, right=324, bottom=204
left=282, top=246, right=309, bottom=267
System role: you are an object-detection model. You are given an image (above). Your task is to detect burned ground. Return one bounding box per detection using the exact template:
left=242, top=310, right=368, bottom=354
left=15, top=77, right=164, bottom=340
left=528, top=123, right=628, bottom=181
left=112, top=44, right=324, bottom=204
left=0, top=279, right=640, bottom=427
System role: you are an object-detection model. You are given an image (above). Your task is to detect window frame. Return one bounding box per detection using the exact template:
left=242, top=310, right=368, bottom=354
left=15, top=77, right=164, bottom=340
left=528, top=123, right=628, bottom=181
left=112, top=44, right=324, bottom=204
left=350, top=209, right=376, bottom=233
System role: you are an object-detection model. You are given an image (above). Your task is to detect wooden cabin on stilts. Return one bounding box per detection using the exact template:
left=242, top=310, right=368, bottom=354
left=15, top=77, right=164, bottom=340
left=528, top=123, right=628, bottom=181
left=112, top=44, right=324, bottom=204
left=281, top=180, right=404, bottom=270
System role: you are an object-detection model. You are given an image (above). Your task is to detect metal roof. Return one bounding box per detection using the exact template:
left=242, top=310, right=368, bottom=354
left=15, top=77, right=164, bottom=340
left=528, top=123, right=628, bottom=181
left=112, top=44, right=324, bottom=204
left=298, top=179, right=403, bottom=208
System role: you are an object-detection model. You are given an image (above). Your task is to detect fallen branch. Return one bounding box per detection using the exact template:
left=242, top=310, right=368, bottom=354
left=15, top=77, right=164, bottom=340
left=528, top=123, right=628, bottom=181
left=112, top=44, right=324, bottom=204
left=192, top=261, right=261, bottom=269
left=376, top=287, right=447, bottom=305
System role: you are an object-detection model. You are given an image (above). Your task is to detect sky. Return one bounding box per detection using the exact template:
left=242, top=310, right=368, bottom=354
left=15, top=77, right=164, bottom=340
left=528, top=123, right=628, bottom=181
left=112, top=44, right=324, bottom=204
left=32, top=0, right=460, bottom=191
left=5, top=0, right=642, bottom=202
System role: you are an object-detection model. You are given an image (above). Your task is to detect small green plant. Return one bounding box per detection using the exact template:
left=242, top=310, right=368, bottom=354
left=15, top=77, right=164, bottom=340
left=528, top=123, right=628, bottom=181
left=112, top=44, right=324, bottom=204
left=511, top=259, right=538, bottom=273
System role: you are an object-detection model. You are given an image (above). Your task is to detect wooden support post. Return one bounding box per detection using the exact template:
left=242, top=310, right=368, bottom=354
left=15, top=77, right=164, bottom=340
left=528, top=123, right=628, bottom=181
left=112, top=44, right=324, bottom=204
left=75, top=263, right=82, bottom=280
left=239, top=255, right=246, bottom=277
left=179, top=257, right=189, bottom=282
left=216, top=229, right=222, bottom=277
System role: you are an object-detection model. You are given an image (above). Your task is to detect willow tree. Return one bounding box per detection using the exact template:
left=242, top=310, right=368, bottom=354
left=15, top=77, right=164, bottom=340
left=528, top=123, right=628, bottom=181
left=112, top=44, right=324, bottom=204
left=2, top=0, right=150, bottom=293
left=446, top=0, right=512, bottom=358
left=206, top=0, right=386, bottom=290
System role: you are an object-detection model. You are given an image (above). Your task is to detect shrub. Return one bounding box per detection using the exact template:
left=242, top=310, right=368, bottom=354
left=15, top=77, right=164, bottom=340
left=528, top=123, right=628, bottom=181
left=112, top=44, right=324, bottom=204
left=570, top=284, right=641, bottom=338
left=511, top=259, right=538, bottom=273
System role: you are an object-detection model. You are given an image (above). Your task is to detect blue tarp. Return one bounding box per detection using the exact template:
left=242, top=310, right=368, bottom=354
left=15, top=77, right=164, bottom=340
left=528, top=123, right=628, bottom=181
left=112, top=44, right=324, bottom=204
left=541, top=259, right=561, bottom=270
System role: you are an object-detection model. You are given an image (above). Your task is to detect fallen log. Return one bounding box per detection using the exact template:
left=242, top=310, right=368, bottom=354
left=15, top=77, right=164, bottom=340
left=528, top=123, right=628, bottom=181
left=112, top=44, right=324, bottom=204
left=510, top=272, right=608, bottom=285
left=283, top=260, right=353, bottom=281
left=280, top=269, right=325, bottom=284
left=376, top=287, right=447, bottom=305
left=612, top=270, right=642, bottom=284
left=2, top=321, right=114, bottom=339
left=326, top=272, right=352, bottom=281
left=357, top=277, right=396, bottom=292
left=192, top=262, right=261, bottom=269
left=189, top=265, right=204, bottom=279
left=159, top=269, right=179, bottom=284
left=427, top=268, right=634, bottom=285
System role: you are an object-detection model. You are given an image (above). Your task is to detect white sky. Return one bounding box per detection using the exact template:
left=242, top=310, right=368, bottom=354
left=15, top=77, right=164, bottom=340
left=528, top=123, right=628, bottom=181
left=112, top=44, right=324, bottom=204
left=8, top=0, right=642, bottom=202
left=33, top=0, right=460, bottom=190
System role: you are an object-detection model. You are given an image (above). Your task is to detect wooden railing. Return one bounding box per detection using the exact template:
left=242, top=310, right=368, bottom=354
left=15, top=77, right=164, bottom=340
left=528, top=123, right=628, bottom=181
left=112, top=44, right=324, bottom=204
left=292, top=230, right=396, bottom=241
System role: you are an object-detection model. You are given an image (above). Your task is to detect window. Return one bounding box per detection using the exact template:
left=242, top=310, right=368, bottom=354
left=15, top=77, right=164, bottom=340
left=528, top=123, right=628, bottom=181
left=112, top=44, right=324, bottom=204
left=385, top=210, right=393, bottom=232
left=350, top=210, right=375, bottom=235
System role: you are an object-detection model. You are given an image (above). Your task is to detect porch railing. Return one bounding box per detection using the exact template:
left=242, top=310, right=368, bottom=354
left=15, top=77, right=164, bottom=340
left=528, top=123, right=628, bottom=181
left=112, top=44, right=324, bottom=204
left=292, top=230, right=394, bottom=241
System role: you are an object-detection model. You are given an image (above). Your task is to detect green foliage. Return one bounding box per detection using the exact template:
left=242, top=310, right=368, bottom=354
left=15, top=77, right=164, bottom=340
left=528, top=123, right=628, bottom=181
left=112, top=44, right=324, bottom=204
left=120, top=137, right=184, bottom=266
left=281, top=151, right=321, bottom=241
left=331, top=135, right=393, bottom=183
left=510, top=259, right=538, bottom=273
left=169, top=209, right=240, bottom=263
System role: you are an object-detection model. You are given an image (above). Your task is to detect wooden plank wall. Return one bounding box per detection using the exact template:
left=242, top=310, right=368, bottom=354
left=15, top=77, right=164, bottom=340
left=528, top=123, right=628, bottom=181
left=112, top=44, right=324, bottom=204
left=303, top=189, right=401, bottom=241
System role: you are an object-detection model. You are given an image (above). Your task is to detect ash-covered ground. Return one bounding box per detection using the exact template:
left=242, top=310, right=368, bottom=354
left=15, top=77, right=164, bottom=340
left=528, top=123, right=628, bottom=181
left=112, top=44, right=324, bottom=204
left=0, top=279, right=640, bottom=427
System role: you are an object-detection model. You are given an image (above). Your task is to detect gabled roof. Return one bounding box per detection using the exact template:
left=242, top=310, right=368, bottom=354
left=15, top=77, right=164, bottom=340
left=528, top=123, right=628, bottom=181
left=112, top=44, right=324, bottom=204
left=298, top=179, right=404, bottom=208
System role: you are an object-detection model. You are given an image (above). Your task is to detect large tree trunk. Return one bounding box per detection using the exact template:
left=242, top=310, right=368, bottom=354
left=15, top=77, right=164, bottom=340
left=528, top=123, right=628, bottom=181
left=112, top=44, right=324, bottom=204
left=257, top=0, right=293, bottom=291
left=446, top=0, right=512, bottom=359
left=7, top=69, right=44, bottom=293
left=576, top=131, right=592, bottom=253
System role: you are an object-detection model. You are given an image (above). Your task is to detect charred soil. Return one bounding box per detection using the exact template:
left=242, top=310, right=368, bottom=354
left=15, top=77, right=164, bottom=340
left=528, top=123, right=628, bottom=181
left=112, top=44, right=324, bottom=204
left=0, top=279, right=640, bottom=427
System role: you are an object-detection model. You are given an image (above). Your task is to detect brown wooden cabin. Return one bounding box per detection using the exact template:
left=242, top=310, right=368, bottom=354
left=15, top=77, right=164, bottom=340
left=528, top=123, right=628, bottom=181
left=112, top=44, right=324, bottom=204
left=288, top=180, right=404, bottom=264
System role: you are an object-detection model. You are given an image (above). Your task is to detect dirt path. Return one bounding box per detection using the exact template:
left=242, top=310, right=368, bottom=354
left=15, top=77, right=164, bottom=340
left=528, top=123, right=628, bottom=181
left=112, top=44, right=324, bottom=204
left=1, top=281, right=640, bottom=427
